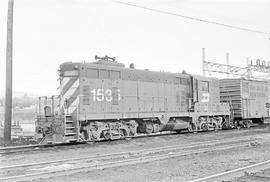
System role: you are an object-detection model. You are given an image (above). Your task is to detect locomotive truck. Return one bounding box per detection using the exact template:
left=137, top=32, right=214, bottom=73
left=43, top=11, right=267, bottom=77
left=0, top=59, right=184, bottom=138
left=35, top=56, right=234, bottom=144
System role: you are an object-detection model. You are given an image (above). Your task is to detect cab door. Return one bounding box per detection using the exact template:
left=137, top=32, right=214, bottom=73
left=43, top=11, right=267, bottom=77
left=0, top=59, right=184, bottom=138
left=192, top=77, right=198, bottom=103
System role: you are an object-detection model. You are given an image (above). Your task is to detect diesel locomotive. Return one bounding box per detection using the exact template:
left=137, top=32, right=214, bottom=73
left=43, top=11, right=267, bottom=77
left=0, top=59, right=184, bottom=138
left=35, top=56, right=256, bottom=144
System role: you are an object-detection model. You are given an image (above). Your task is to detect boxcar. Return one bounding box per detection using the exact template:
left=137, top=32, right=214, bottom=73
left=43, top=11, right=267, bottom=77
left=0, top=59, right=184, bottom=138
left=220, top=78, right=270, bottom=125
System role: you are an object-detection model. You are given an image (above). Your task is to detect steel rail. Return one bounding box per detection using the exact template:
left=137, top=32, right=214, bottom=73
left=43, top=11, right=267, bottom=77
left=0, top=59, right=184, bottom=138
left=0, top=131, right=178, bottom=154
left=0, top=134, right=259, bottom=170
left=0, top=142, right=79, bottom=155
left=0, top=126, right=266, bottom=155
left=0, top=126, right=265, bottom=155
left=0, top=140, right=258, bottom=182
left=190, top=160, right=270, bottom=182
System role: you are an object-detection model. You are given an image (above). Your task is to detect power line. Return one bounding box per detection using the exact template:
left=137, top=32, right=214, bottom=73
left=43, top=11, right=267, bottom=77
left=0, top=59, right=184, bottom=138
left=114, top=1, right=270, bottom=36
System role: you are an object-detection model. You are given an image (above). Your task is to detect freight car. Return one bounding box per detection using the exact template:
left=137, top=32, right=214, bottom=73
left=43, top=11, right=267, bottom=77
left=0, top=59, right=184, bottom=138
left=220, top=78, right=270, bottom=127
left=35, top=56, right=230, bottom=144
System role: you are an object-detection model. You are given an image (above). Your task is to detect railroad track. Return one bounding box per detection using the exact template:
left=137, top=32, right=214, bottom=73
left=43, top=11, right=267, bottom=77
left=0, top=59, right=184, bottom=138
left=190, top=160, right=270, bottom=182
left=0, top=127, right=265, bottom=155
left=0, top=131, right=177, bottom=155
left=0, top=135, right=266, bottom=182
left=0, top=142, right=78, bottom=155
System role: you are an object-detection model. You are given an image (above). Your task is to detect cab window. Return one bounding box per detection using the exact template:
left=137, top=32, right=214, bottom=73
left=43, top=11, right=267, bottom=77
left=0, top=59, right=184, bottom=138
left=201, top=81, right=209, bottom=92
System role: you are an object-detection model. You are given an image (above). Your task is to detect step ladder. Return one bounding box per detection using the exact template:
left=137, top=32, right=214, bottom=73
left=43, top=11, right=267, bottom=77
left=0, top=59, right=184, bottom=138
left=63, top=115, right=78, bottom=142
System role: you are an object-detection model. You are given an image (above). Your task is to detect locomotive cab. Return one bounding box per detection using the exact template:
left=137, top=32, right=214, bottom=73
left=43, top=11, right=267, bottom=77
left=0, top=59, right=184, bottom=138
left=190, top=75, right=230, bottom=130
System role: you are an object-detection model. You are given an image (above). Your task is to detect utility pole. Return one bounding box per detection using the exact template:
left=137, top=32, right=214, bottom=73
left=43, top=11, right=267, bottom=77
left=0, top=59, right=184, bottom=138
left=4, top=0, right=14, bottom=144
left=202, top=48, right=206, bottom=76
left=226, top=53, right=230, bottom=78
left=246, top=57, right=251, bottom=79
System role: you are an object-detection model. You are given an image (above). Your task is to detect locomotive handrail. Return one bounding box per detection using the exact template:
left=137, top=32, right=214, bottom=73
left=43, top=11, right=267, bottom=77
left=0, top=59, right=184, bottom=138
left=37, top=95, right=60, bottom=116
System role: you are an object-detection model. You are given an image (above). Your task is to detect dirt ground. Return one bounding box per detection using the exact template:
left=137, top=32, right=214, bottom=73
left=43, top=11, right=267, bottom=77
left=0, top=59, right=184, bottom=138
left=0, top=128, right=267, bottom=167
left=0, top=137, right=36, bottom=147
left=229, top=168, right=270, bottom=182
left=2, top=127, right=270, bottom=182
left=34, top=137, right=270, bottom=182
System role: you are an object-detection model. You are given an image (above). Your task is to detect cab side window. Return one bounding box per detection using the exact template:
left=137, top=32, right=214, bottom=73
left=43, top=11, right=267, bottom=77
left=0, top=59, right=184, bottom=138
left=201, top=81, right=209, bottom=92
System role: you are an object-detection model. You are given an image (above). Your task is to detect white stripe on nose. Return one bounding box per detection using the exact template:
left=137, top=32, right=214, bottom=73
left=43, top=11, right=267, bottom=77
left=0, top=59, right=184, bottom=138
left=67, top=97, right=79, bottom=114
left=60, top=77, right=71, bottom=92
left=61, top=79, right=79, bottom=107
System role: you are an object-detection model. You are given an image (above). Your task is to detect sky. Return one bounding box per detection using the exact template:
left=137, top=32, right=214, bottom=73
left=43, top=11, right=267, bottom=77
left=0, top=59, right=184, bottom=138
left=0, top=0, right=270, bottom=95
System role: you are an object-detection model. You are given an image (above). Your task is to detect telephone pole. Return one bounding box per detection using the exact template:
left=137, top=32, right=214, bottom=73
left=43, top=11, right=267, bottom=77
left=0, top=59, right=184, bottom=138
left=226, top=53, right=230, bottom=78
left=202, top=48, right=206, bottom=76
left=4, top=0, right=14, bottom=143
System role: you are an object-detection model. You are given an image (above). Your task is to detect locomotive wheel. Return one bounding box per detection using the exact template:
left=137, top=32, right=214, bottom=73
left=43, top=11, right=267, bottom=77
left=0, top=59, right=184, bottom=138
left=89, top=128, right=100, bottom=140
left=80, top=130, right=88, bottom=140
left=117, top=129, right=124, bottom=138
left=103, top=130, right=111, bottom=140
left=119, top=129, right=128, bottom=138
left=188, top=123, right=197, bottom=133
left=145, top=123, right=153, bottom=134
left=244, top=120, right=251, bottom=128
left=152, top=124, right=160, bottom=133
left=201, top=123, right=209, bottom=131
left=129, top=127, right=137, bottom=136
left=213, top=123, right=218, bottom=131
left=187, top=123, right=193, bottom=132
